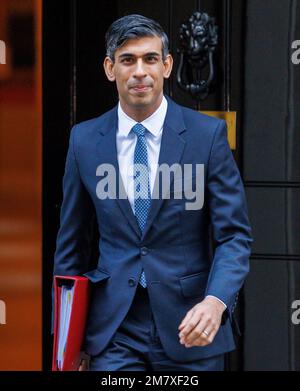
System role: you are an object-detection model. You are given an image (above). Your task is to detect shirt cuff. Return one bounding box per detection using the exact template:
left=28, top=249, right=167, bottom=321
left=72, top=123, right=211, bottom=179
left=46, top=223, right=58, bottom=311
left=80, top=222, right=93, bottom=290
left=205, top=295, right=227, bottom=309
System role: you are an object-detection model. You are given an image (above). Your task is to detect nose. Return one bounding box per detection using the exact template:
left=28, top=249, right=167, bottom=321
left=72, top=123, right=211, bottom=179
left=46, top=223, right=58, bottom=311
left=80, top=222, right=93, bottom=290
left=133, top=59, right=147, bottom=78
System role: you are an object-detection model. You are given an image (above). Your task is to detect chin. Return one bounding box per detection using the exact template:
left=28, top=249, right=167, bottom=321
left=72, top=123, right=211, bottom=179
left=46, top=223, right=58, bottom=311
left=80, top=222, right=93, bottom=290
left=130, top=95, right=153, bottom=108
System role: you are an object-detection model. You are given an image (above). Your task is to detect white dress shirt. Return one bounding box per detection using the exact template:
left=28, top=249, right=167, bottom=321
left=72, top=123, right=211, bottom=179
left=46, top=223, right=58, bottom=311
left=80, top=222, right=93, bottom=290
left=117, top=95, right=167, bottom=211
left=116, top=96, right=227, bottom=310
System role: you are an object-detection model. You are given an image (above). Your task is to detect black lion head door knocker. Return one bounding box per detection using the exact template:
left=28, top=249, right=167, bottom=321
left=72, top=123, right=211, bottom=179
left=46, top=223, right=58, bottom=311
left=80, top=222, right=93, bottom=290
left=177, top=11, right=218, bottom=102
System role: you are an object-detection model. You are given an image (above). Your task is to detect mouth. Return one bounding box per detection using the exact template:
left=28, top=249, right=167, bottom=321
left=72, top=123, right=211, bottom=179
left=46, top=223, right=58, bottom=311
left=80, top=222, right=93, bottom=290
left=130, top=85, right=152, bottom=93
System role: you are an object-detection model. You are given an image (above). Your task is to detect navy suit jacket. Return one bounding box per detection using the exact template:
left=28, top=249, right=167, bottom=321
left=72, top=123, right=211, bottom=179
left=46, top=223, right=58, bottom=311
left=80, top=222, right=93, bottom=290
left=53, top=96, right=253, bottom=362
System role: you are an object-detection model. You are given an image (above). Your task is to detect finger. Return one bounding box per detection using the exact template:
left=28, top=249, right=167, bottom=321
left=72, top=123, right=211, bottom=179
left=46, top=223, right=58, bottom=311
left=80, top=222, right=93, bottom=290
left=205, top=325, right=219, bottom=344
left=187, top=335, right=210, bottom=347
left=184, top=318, right=209, bottom=345
left=178, top=309, right=194, bottom=331
left=179, top=309, right=202, bottom=341
left=187, top=322, right=220, bottom=347
left=78, top=359, right=86, bottom=371
left=187, top=328, right=217, bottom=347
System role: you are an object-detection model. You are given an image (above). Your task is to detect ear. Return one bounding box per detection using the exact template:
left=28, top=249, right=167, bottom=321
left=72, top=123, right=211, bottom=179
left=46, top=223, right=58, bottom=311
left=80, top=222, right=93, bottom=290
left=103, top=57, right=116, bottom=82
left=163, top=54, right=173, bottom=79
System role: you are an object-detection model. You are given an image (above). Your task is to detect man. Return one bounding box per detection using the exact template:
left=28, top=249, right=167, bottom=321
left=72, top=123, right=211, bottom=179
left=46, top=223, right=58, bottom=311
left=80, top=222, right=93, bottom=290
left=53, top=14, right=253, bottom=371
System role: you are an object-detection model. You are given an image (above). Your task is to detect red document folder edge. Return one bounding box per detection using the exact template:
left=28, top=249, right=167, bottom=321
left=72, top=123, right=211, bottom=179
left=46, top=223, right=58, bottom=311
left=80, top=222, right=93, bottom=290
left=52, top=275, right=90, bottom=371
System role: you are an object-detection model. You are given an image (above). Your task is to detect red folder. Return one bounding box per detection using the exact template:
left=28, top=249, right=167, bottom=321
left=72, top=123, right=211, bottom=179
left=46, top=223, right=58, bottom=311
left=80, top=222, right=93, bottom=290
left=52, top=275, right=90, bottom=371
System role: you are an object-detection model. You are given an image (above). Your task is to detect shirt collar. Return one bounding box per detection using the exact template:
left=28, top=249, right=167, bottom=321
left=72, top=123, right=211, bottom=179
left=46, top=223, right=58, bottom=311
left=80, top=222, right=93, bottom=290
left=117, top=95, right=168, bottom=137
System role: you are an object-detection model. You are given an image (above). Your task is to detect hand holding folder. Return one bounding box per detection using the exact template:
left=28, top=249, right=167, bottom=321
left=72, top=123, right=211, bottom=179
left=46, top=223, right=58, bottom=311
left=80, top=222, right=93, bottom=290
left=52, top=275, right=90, bottom=371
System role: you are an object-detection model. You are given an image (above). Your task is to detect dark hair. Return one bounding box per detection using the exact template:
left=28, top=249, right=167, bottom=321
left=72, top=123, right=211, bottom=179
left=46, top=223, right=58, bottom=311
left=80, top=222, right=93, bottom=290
left=105, top=14, right=169, bottom=62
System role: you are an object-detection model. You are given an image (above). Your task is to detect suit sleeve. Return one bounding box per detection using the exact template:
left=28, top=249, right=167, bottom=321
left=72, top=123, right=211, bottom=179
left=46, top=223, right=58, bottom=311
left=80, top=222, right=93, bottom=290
left=51, top=125, right=96, bottom=332
left=204, top=120, right=253, bottom=321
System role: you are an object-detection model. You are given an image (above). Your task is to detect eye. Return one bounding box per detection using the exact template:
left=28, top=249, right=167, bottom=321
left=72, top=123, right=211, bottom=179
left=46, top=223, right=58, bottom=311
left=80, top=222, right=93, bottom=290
left=121, top=57, right=134, bottom=64
left=146, top=56, right=158, bottom=63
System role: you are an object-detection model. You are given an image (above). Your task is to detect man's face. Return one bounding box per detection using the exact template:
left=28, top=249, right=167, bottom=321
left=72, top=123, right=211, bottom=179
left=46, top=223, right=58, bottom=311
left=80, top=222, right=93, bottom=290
left=104, top=36, right=173, bottom=115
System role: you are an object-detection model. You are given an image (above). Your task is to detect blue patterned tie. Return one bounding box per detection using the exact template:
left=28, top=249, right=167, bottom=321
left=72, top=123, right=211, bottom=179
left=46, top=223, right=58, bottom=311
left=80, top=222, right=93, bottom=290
left=132, top=123, right=151, bottom=288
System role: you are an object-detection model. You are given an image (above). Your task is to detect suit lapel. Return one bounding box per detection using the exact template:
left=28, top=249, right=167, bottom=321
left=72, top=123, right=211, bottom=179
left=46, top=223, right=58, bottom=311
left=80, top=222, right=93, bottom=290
left=96, top=107, right=141, bottom=238
left=141, top=97, right=186, bottom=241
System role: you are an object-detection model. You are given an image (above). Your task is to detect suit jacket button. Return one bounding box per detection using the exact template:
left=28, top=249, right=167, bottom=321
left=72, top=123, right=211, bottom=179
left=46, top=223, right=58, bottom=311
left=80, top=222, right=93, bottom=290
left=141, top=247, right=148, bottom=256
left=128, top=278, right=136, bottom=287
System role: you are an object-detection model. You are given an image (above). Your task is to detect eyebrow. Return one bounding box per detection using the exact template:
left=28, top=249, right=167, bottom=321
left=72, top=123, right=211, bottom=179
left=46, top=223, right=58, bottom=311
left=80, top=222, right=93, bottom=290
left=118, top=51, right=161, bottom=58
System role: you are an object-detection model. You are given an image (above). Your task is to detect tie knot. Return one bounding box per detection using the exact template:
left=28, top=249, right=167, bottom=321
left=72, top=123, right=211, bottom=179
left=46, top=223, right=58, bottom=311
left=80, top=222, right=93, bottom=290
left=131, top=123, right=147, bottom=137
